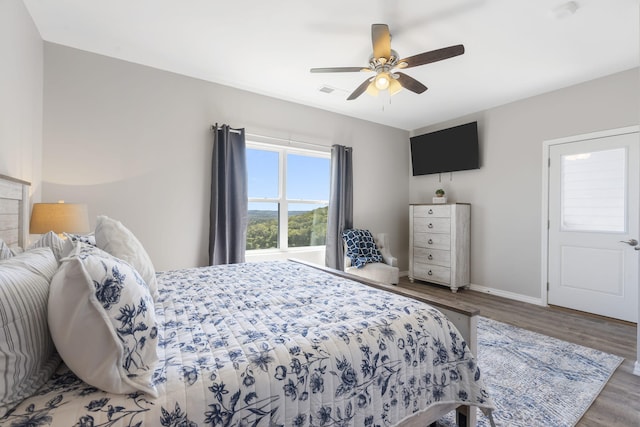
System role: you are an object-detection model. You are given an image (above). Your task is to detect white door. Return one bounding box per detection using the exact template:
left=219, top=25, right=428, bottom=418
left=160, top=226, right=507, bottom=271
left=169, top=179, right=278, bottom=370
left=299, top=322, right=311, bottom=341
left=548, top=130, right=639, bottom=322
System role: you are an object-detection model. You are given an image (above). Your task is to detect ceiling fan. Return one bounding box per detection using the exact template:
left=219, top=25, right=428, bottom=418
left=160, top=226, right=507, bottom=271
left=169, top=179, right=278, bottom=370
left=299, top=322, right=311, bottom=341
left=310, top=24, right=465, bottom=100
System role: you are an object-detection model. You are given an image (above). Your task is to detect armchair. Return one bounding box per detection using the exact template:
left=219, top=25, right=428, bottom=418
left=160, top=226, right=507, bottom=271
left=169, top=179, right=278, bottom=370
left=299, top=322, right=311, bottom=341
left=343, top=231, right=399, bottom=285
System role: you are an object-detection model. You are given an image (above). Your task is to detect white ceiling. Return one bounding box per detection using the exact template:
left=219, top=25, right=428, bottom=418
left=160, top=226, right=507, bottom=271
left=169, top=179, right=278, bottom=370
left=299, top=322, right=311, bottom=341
left=23, top=0, right=640, bottom=131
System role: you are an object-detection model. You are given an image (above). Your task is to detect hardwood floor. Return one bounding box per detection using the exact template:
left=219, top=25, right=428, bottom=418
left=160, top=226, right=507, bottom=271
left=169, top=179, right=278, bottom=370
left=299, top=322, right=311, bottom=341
left=396, top=277, right=640, bottom=427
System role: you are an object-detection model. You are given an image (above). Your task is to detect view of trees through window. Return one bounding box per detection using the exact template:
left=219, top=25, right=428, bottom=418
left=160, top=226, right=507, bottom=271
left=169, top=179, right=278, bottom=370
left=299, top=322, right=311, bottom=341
left=246, top=145, right=330, bottom=250
left=246, top=206, right=328, bottom=250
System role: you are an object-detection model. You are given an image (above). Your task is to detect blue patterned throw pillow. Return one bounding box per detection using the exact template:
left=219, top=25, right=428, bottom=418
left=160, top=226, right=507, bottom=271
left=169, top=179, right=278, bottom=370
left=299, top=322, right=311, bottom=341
left=342, top=229, right=383, bottom=268
left=342, top=229, right=361, bottom=265
left=358, top=229, right=383, bottom=263
left=49, top=242, right=159, bottom=397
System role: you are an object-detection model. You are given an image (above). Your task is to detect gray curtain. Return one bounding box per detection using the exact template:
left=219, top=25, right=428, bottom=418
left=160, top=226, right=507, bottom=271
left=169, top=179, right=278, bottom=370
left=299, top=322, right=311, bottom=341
left=209, top=124, right=248, bottom=265
left=325, top=144, right=353, bottom=270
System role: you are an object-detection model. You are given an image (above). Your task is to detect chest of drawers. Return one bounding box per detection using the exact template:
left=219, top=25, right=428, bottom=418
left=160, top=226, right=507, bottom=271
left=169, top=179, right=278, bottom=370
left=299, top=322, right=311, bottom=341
left=409, top=203, right=470, bottom=292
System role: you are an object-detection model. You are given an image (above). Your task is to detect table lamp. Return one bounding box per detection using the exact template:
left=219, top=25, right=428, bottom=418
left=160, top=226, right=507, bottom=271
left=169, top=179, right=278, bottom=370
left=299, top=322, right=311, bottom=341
left=30, top=201, right=90, bottom=237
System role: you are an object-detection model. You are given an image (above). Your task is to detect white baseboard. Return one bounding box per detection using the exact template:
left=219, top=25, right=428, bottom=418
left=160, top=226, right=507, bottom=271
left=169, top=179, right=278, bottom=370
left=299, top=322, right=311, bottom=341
left=468, top=283, right=546, bottom=306
left=634, top=361, right=640, bottom=377
left=399, top=273, right=545, bottom=307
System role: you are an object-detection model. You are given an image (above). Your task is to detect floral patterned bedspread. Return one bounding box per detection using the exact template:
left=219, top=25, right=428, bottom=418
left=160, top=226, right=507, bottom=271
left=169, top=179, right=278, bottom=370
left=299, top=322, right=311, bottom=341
left=2, top=261, right=492, bottom=427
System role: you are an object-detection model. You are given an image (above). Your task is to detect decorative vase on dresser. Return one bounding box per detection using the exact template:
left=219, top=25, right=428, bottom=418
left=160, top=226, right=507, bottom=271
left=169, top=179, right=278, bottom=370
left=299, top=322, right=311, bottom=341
left=409, top=203, right=470, bottom=293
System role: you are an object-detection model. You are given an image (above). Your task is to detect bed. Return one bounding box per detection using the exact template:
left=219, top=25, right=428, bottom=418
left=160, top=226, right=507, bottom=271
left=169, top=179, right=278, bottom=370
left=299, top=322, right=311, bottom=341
left=0, top=174, right=494, bottom=426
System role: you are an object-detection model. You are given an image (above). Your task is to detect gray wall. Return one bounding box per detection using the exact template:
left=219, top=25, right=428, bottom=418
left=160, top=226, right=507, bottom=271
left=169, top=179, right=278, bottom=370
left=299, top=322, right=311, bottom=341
left=0, top=0, right=43, bottom=200
left=41, top=43, right=410, bottom=271
left=410, top=68, right=640, bottom=301
left=4, top=4, right=638, bottom=307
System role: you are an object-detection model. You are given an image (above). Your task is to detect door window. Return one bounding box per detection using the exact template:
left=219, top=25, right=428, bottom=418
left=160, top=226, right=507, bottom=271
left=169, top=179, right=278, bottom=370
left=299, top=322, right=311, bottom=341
left=560, top=148, right=626, bottom=232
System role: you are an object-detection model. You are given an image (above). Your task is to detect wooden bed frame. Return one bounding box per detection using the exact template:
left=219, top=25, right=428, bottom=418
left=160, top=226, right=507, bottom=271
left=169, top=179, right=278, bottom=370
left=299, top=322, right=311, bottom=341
left=291, top=259, right=482, bottom=427
left=0, top=174, right=30, bottom=248
left=0, top=174, right=489, bottom=427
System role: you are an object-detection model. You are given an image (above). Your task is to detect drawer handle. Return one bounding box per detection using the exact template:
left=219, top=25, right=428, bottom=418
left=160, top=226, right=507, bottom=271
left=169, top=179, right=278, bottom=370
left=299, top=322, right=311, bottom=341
left=428, top=254, right=433, bottom=260
left=428, top=209, right=433, bottom=214
left=428, top=270, right=433, bottom=276
left=428, top=223, right=433, bottom=229
left=428, top=239, right=433, bottom=245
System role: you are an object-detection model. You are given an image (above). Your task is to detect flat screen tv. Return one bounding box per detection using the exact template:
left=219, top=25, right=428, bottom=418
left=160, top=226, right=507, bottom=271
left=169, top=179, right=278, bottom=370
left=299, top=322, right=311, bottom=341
left=410, top=121, right=479, bottom=176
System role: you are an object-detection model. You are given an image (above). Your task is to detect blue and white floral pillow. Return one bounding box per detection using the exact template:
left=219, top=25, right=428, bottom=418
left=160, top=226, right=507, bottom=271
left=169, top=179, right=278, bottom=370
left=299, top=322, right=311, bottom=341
left=49, top=242, right=159, bottom=397
left=342, top=229, right=383, bottom=268
left=95, top=216, right=159, bottom=301
left=64, top=232, right=96, bottom=246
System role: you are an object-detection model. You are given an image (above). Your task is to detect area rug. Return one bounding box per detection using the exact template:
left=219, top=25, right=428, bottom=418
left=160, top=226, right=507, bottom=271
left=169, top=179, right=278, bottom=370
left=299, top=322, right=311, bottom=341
left=438, top=317, right=623, bottom=427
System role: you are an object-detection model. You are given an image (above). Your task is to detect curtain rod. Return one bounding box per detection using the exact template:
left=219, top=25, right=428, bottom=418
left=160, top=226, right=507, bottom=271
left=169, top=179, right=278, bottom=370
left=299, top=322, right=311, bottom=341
left=210, top=125, right=329, bottom=150
left=245, top=133, right=329, bottom=150
left=210, top=124, right=242, bottom=134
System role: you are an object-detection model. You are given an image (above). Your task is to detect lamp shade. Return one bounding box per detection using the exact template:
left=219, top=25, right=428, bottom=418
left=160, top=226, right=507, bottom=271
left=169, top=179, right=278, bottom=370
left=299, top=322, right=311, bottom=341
left=30, top=203, right=90, bottom=234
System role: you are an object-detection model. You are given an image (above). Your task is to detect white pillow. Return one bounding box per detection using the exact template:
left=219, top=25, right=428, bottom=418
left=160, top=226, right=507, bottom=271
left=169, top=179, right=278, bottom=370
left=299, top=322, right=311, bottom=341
left=0, top=247, right=61, bottom=416
left=0, top=238, right=23, bottom=260
left=95, top=215, right=159, bottom=300
left=28, top=231, right=65, bottom=261
left=49, top=243, right=159, bottom=397
left=0, top=239, right=13, bottom=260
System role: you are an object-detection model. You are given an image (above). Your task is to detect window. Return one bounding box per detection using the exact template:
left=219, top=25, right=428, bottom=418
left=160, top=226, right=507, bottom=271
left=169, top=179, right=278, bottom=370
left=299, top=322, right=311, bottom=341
left=246, top=142, right=330, bottom=251
left=560, top=148, right=626, bottom=232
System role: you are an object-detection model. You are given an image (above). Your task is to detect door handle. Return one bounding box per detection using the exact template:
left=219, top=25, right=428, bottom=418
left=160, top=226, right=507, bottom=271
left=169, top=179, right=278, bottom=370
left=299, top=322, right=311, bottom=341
left=620, top=239, right=638, bottom=246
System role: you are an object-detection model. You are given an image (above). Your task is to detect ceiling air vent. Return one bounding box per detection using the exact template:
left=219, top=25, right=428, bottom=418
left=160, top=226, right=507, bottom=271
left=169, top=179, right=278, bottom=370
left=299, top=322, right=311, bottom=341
left=319, top=85, right=335, bottom=94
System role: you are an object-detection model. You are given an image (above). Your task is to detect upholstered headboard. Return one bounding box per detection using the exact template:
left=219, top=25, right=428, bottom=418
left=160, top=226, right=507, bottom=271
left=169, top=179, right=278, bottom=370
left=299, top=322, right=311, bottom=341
left=0, top=174, right=30, bottom=248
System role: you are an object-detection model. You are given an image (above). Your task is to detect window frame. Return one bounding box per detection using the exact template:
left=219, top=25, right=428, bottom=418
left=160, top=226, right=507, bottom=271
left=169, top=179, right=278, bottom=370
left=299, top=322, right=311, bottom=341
left=246, top=141, right=330, bottom=253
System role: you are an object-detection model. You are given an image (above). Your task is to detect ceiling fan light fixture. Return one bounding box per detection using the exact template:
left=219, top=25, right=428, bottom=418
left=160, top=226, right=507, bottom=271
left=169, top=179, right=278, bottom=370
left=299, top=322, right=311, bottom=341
left=388, top=78, right=402, bottom=96
left=366, top=83, right=380, bottom=97
left=375, top=72, right=390, bottom=90
left=311, top=24, right=464, bottom=101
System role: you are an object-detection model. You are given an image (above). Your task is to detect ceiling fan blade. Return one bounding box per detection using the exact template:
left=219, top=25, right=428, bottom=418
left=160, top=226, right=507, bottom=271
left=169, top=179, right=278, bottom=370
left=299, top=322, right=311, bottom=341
left=371, top=23, right=391, bottom=60
left=310, top=67, right=369, bottom=73
left=399, top=44, right=465, bottom=69
left=347, top=78, right=374, bottom=100
left=395, top=72, right=428, bottom=94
